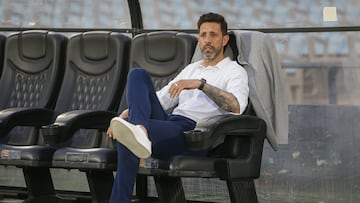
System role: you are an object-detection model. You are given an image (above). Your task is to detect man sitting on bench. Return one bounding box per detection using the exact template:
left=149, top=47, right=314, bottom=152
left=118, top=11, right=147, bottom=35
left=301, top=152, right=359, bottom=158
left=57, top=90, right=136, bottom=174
left=107, top=12, right=249, bottom=203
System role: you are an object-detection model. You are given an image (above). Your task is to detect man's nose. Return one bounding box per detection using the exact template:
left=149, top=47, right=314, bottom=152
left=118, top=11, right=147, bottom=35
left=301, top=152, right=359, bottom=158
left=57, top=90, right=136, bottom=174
left=204, top=36, right=211, bottom=43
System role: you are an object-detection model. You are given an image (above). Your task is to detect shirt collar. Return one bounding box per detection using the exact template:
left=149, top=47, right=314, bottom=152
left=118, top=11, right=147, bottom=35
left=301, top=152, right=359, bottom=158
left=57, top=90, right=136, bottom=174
left=198, top=57, right=232, bottom=69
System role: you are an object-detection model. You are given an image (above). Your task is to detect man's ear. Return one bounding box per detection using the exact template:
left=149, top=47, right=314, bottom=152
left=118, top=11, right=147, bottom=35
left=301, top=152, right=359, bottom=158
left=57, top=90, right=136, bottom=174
left=223, top=34, right=230, bottom=47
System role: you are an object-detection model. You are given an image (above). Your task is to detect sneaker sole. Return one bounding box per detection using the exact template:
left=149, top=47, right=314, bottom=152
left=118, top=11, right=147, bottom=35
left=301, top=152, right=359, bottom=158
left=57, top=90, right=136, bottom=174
left=110, top=118, right=151, bottom=158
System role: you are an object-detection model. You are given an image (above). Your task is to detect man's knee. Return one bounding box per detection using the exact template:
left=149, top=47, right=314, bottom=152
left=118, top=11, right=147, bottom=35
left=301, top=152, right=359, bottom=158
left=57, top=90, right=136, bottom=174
left=128, top=68, right=148, bottom=80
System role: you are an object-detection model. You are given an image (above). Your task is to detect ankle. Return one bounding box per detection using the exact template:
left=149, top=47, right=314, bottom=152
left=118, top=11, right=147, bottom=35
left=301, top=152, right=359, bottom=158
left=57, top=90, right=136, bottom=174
left=136, top=125, right=148, bottom=137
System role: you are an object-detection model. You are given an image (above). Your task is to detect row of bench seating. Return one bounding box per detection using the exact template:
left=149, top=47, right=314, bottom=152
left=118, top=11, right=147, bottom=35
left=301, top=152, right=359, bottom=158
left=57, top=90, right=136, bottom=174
left=0, top=30, right=268, bottom=203
left=0, top=30, right=131, bottom=203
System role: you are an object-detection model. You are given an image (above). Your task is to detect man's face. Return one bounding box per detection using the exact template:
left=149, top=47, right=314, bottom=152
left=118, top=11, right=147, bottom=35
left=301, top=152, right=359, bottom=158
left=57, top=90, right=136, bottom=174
left=198, top=22, right=227, bottom=61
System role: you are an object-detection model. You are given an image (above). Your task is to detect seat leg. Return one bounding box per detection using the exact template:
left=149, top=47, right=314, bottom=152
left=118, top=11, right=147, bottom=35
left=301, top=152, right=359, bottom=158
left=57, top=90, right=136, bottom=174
left=135, top=174, right=148, bottom=199
left=227, top=179, right=258, bottom=203
left=23, top=167, right=55, bottom=197
left=153, top=176, right=186, bottom=203
left=86, top=170, right=114, bottom=203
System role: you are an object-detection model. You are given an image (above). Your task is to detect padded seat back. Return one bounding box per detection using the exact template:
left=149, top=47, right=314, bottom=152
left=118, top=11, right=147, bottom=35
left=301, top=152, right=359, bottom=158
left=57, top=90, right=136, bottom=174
left=54, top=31, right=130, bottom=148
left=0, top=30, right=67, bottom=145
left=130, top=31, right=197, bottom=90
left=0, top=30, right=66, bottom=109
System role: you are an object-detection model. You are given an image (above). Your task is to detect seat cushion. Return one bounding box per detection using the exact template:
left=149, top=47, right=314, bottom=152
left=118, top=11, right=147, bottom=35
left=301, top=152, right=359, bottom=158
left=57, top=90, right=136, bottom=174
left=138, top=155, right=217, bottom=178
left=0, top=145, right=56, bottom=167
left=52, top=147, right=117, bottom=170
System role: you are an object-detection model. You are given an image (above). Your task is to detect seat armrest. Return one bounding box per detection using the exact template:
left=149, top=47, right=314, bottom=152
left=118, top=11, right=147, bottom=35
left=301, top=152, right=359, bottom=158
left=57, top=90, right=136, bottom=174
left=0, top=107, right=54, bottom=135
left=185, top=114, right=267, bottom=179
left=41, top=110, right=117, bottom=143
left=184, top=114, right=266, bottom=150
left=214, top=118, right=266, bottom=179
left=194, top=114, right=234, bottom=129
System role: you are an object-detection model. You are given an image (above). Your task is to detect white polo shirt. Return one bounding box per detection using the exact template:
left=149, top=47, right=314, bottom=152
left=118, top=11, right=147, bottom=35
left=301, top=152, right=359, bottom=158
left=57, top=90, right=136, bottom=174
left=156, top=57, right=249, bottom=123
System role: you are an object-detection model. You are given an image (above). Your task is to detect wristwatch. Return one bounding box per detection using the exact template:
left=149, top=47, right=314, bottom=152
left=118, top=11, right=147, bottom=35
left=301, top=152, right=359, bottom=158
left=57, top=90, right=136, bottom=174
left=198, top=78, right=206, bottom=90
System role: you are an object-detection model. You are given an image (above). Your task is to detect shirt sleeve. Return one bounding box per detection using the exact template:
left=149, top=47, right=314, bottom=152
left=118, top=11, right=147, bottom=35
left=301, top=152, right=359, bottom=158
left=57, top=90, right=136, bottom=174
left=225, top=65, right=249, bottom=114
left=156, top=65, right=190, bottom=111
left=156, top=84, right=178, bottom=111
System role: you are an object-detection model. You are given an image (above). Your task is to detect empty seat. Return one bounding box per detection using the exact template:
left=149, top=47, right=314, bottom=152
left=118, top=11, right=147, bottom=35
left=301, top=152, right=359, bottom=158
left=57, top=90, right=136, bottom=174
left=0, top=29, right=67, bottom=202
left=0, top=31, right=130, bottom=202
left=0, top=30, right=67, bottom=144
left=48, top=31, right=130, bottom=202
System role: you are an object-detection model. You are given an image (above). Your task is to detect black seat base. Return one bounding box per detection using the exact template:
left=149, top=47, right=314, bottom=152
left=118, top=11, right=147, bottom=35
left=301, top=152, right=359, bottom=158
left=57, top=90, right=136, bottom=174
left=136, top=171, right=258, bottom=203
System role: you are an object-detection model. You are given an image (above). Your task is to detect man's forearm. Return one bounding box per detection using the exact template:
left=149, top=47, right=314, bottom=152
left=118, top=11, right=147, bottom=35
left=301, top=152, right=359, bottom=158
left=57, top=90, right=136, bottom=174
left=202, top=83, right=240, bottom=113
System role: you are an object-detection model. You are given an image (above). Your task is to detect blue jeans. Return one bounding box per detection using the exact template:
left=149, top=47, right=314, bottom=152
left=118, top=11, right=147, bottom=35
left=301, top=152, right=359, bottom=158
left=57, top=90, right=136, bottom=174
left=109, top=68, right=196, bottom=203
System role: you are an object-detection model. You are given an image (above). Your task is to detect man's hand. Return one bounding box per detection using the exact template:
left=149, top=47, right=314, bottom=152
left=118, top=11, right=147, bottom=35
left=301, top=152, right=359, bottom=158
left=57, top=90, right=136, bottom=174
left=169, top=79, right=201, bottom=98
left=106, top=109, right=129, bottom=139
left=118, top=109, right=129, bottom=119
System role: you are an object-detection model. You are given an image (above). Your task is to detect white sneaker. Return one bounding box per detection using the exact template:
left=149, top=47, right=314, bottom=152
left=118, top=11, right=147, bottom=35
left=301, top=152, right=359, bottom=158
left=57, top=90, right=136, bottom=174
left=110, top=117, right=152, bottom=158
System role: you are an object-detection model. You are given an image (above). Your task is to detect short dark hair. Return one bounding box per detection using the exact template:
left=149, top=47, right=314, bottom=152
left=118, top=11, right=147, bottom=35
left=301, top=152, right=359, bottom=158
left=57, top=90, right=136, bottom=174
left=197, top=12, right=228, bottom=35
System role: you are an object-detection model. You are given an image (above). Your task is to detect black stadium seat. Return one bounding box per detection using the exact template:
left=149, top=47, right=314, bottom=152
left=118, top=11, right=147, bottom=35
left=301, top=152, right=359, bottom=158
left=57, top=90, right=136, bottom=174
left=0, top=30, right=67, bottom=144
left=125, top=31, right=201, bottom=200
left=0, top=30, right=67, bottom=201
left=135, top=31, right=275, bottom=203
left=49, top=31, right=130, bottom=203
left=0, top=31, right=130, bottom=203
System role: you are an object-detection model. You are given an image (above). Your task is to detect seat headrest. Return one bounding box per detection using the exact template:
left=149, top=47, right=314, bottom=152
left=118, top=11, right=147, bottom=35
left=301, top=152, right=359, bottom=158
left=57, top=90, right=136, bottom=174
left=67, top=31, right=128, bottom=75
left=21, top=31, right=48, bottom=59
left=83, top=32, right=110, bottom=61
left=130, top=31, right=197, bottom=77
left=147, top=32, right=177, bottom=62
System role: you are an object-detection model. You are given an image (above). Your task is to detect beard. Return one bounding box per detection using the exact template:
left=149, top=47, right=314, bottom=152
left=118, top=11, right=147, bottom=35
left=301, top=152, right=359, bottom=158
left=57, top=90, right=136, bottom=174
left=201, top=44, right=221, bottom=60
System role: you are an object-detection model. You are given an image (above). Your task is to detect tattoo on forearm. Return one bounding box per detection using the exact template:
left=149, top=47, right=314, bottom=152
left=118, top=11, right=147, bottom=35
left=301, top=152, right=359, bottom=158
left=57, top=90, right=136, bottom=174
left=202, top=84, right=240, bottom=113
